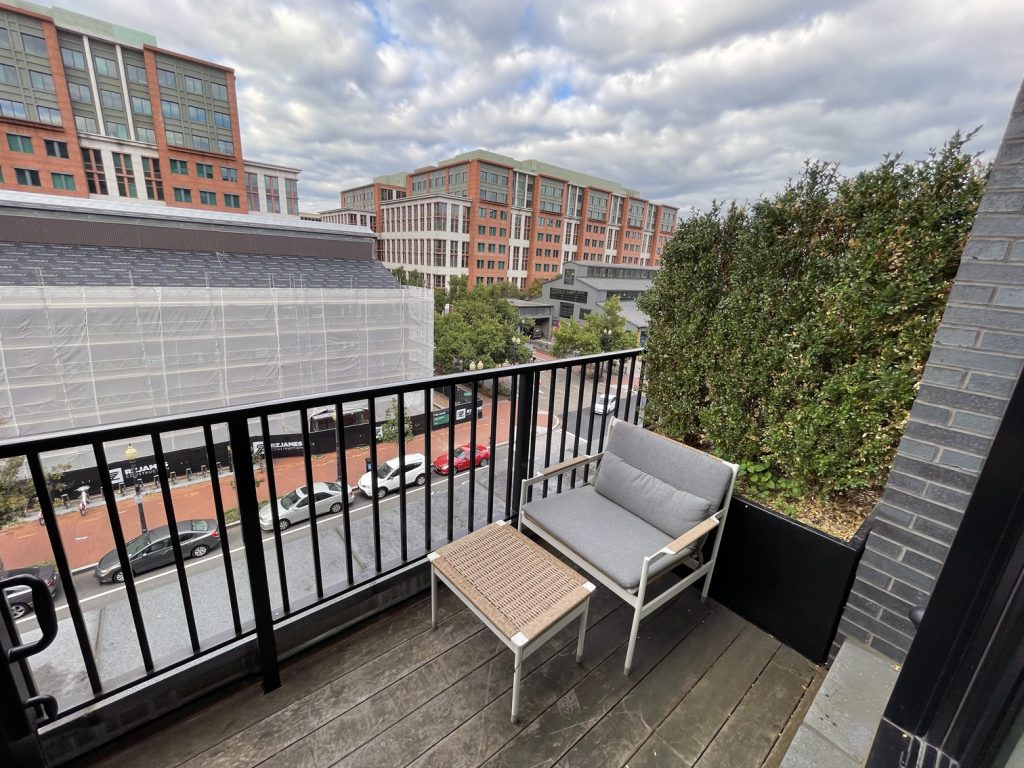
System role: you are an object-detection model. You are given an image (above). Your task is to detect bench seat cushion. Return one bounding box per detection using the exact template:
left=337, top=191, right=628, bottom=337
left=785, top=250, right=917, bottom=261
left=524, top=485, right=692, bottom=591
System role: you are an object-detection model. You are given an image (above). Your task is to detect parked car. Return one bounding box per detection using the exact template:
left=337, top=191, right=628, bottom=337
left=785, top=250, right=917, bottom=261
left=1, top=562, right=60, bottom=619
left=357, top=454, right=427, bottom=499
left=94, top=520, right=221, bottom=583
left=594, top=393, right=618, bottom=415
left=433, top=444, right=491, bottom=475
left=259, top=481, right=353, bottom=531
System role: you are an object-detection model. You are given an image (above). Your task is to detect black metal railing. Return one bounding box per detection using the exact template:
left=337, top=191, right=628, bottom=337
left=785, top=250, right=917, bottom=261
left=0, top=349, right=644, bottom=742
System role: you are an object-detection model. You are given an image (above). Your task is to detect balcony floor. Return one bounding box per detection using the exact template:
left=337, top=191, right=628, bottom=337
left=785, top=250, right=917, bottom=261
left=76, top=580, right=820, bottom=768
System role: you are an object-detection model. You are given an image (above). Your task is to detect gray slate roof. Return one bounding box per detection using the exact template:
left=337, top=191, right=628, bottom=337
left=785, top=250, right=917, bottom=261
left=0, top=242, right=400, bottom=290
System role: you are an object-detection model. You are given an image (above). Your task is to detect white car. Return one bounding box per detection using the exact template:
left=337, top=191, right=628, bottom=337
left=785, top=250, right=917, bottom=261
left=594, top=393, right=618, bottom=415
left=357, top=454, right=427, bottom=499
left=259, top=481, right=353, bottom=531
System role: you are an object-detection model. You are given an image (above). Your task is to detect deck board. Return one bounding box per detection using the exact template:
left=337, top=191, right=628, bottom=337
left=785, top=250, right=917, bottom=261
left=75, top=580, right=818, bottom=768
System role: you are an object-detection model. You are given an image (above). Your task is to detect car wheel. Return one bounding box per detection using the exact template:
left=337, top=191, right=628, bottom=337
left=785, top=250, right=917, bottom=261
left=278, top=519, right=291, bottom=531
left=479, top=457, right=489, bottom=467
left=329, top=502, right=343, bottom=513
left=112, top=570, right=124, bottom=583
left=9, top=602, right=29, bottom=620
left=376, top=486, right=388, bottom=499
left=191, top=544, right=209, bottom=558
left=415, top=474, right=426, bottom=486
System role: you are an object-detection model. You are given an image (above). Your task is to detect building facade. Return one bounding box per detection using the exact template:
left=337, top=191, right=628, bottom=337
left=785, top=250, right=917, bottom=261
left=243, top=159, right=300, bottom=216
left=0, top=2, right=251, bottom=214
left=339, top=150, right=677, bottom=289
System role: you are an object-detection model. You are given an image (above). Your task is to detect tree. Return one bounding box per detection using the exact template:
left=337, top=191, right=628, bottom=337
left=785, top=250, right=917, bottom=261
left=390, top=267, right=425, bottom=287
left=551, top=294, right=636, bottom=358
left=434, top=283, right=531, bottom=373
left=379, top=398, right=415, bottom=445
left=0, top=454, right=71, bottom=528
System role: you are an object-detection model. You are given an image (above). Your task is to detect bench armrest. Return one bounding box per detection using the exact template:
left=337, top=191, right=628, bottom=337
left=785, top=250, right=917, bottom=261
left=662, top=517, right=719, bottom=555
left=540, top=453, right=602, bottom=477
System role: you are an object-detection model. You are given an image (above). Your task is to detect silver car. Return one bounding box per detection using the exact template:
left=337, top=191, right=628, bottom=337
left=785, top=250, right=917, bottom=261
left=259, top=481, right=353, bottom=531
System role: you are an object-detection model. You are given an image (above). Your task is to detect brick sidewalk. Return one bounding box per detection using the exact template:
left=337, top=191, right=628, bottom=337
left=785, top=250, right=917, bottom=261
left=0, top=400, right=548, bottom=571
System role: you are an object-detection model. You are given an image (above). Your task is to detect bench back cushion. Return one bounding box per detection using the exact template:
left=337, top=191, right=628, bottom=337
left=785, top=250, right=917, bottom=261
left=594, top=419, right=734, bottom=538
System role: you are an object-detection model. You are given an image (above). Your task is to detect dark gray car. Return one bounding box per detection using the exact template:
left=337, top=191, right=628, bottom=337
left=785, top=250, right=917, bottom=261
left=94, top=520, right=221, bottom=583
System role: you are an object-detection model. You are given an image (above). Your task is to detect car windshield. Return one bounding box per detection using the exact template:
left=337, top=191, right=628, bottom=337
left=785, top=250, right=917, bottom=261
left=326, top=481, right=343, bottom=493
left=125, top=532, right=151, bottom=557
left=376, top=463, right=395, bottom=479
left=280, top=490, right=303, bottom=509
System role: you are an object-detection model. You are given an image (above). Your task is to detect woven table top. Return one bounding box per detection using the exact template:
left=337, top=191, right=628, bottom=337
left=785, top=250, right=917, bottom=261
left=432, top=522, right=592, bottom=642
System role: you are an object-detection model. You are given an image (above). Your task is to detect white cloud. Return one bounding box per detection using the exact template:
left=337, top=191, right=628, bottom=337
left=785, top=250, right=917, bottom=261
left=73, top=0, right=1024, bottom=212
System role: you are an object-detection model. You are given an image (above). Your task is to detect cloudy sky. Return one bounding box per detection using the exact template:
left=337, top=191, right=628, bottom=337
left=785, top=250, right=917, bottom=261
left=71, top=0, right=1024, bottom=213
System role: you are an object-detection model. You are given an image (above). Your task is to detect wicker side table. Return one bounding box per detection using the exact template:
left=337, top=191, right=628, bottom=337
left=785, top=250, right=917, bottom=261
left=428, top=520, right=595, bottom=722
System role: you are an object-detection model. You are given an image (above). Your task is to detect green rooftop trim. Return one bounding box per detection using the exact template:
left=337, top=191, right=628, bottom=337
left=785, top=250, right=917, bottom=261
left=372, top=172, right=409, bottom=186
left=6, top=1, right=158, bottom=46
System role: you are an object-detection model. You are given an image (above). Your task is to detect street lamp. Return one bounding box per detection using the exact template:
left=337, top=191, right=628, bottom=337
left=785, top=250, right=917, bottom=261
left=124, top=443, right=148, bottom=533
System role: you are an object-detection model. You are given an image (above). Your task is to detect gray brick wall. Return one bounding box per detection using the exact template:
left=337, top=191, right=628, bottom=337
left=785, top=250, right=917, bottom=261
left=835, top=80, right=1024, bottom=663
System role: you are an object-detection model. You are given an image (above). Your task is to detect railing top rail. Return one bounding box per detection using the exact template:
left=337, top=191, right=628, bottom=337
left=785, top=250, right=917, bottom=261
left=0, top=349, right=643, bottom=458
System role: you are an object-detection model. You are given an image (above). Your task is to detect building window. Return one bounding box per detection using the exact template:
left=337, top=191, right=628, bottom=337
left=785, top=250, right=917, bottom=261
left=184, top=75, right=204, bottom=95
left=142, top=157, right=164, bottom=201
left=0, top=28, right=9, bottom=49
left=157, top=68, right=176, bottom=87
left=67, top=82, right=91, bottom=102
left=81, top=148, right=107, bottom=194
left=7, top=134, right=32, bottom=153
left=165, top=130, right=185, bottom=146
left=0, top=99, right=27, bottom=119
left=75, top=115, right=98, bottom=134
left=245, top=172, right=259, bottom=210
left=94, top=56, right=117, bottom=78
left=476, top=243, right=485, bottom=252
left=51, top=172, right=75, bottom=190
left=216, top=139, right=233, bottom=155
left=210, top=82, right=228, bottom=100
left=100, top=89, right=123, bottom=110
left=199, top=190, right=216, bottom=205
left=169, top=159, right=188, bottom=174
left=187, top=105, right=206, bottom=124
left=265, top=175, right=281, bottom=213
left=125, top=63, right=147, bottom=84
left=112, top=153, right=138, bottom=197
left=61, top=47, right=86, bottom=69
left=0, top=63, right=16, bottom=84
left=106, top=121, right=129, bottom=139
left=161, top=99, right=180, bottom=118
left=285, top=178, right=298, bottom=214
left=223, top=193, right=240, bottom=208
left=220, top=166, right=237, bottom=182
left=44, top=139, right=68, bottom=158
left=15, top=168, right=41, bottom=186
left=191, top=135, right=210, bottom=151
left=136, top=126, right=156, bottom=144
left=37, top=106, right=62, bottom=125
left=131, top=95, right=151, bottom=115
left=173, top=187, right=191, bottom=203
left=195, top=162, right=213, bottom=179
left=21, top=33, right=47, bottom=57
left=29, top=70, right=54, bottom=92
left=213, top=111, right=231, bottom=129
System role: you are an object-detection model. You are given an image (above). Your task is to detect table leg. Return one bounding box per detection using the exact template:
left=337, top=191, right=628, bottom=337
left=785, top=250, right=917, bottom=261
left=430, top=564, right=438, bottom=630
left=576, top=597, right=590, bottom=663
left=511, top=645, right=524, bottom=723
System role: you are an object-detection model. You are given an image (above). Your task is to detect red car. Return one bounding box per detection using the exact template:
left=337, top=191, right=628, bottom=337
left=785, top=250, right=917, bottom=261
left=433, top=444, right=490, bottom=475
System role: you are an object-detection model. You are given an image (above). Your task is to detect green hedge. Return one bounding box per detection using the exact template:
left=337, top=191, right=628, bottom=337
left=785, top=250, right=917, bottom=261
left=638, top=133, right=987, bottom=500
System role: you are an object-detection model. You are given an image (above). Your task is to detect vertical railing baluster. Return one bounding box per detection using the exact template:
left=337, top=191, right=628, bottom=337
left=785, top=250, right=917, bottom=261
left=259, top=414, right=290, bottom=614
left=92, top=442, right=154, bottom=673
left=27, top=453, right=103, bottom=694
left=583, top=361, right=601, bottom=484
left=571, top=362, right=588, bottom=489
left=334, top=401, right=354, bottom=585
left=203, top=425, right=241, bottom=635
left=299, top=408, right=324, bottom=599
left=542, top=367, right=557, bottom=498
left=367, top=398, right=382, bottom=573
left=526, top=369, right=541, bottom=503
left=396, top=392, right=408, bottom=562
left=504, top=373, right=519, bottom=520
left=228, top=415, right=280, bottom=692
left=467, top=379, right=479, bottom=532
left=152, top=433, right=200, bottom=653
left=487, top=376, right=498, bottom=523
left=557, top=364, right=573, bottom=494
left=623, top=354, right=638, bottom=426
left=597, top=355, right=615, bottom=455
left=422, top=386, right=433, bottom=551
left=446, top=387, right=456, bottom=541
left=510, top=370, right=535, bottom=518
left=635, top=355, right=646, bottom=426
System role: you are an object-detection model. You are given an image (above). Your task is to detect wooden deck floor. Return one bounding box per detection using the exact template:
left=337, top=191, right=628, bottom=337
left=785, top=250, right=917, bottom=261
left=75, top=583, right=821, bottom=768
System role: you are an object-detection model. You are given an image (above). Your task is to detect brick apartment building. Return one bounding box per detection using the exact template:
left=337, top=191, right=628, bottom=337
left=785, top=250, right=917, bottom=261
left=337, top=150, right=678, bottom=289
left=0, top=2, right=300, bottom=216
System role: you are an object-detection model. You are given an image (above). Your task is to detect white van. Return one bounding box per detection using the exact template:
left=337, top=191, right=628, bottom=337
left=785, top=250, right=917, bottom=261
left=357, top=454, right=427, bottom=498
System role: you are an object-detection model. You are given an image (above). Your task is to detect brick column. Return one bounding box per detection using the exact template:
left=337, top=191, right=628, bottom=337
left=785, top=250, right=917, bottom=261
left=834, top=79, right=1024, bottom=662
